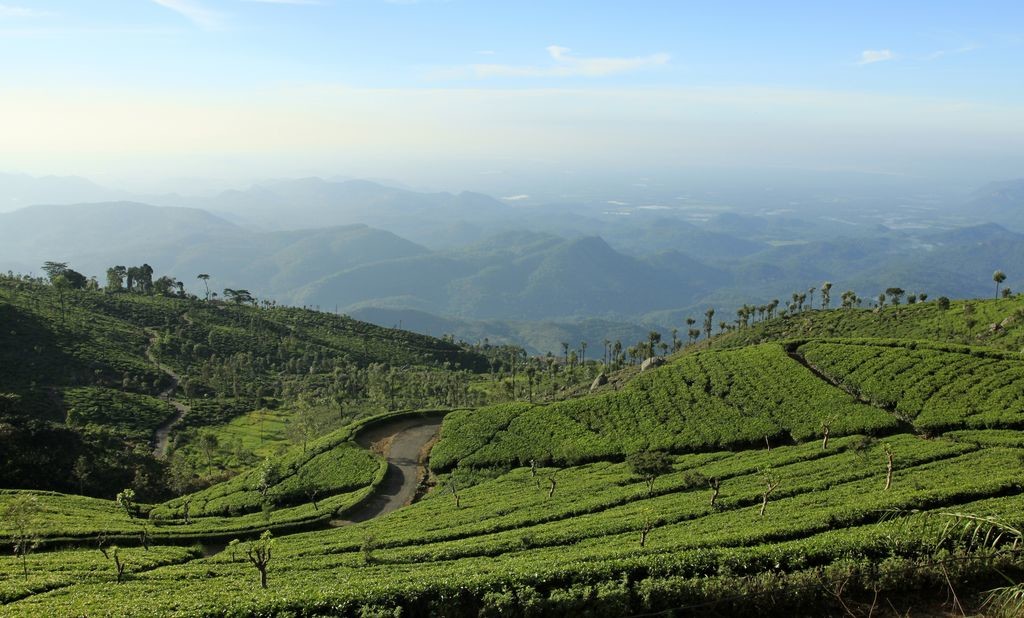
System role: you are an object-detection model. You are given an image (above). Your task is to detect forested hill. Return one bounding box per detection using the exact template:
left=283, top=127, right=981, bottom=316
left=0, top=275, right=488, bottom=498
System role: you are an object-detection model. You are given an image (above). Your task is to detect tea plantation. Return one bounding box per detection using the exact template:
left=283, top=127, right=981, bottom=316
left=1, top=292, right=1023, bottom=615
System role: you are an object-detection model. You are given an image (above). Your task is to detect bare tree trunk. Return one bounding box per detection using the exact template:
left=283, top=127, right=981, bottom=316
left=821, top=425, right=830, bottom=450
left=759, top=481, right=779, bottom=517
left=547, top=477, right=556, bottom=498
left=709, top=478, right=720, bottom=507
left=884, top=445, right=894, bottom=491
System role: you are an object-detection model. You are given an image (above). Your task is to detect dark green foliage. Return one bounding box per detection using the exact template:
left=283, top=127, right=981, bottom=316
left=626, top=450, right=674, bottom=493
left=63, top=387, right=175, bottom=440
left=0, top=275, right=486, bottom=497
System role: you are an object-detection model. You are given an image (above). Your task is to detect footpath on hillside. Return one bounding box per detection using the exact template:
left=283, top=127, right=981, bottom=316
left=145, top=327, right=190, bottom=458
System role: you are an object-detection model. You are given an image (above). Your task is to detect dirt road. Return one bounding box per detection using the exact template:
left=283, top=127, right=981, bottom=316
left=332, top=414, right=445, bottom=524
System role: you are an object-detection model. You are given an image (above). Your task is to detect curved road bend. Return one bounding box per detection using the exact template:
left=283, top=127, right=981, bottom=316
left=332, top=414, right=445, bottom=524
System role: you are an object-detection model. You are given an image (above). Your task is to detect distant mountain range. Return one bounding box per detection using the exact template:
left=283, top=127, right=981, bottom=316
left=0, top=172, right=125, bottom=213
left=2, top=175, right=1023, bottom=353
left=153, top=177, right=512, bottom=248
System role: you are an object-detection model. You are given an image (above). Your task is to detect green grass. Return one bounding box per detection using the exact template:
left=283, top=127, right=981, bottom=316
left=212, top=408, right=291, bottom=460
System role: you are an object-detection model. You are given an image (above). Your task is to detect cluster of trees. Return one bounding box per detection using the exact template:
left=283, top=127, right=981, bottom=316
left=104, top=264, right=157, bottom=294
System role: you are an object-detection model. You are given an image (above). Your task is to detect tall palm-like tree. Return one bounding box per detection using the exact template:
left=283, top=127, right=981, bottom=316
left=993, top=270, right=1007, bottom=298
left=197, top=274, right=211, bottom=300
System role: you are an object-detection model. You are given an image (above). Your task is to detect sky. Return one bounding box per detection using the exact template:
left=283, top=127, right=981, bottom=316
left=0, top=1, right=1022, bottom=191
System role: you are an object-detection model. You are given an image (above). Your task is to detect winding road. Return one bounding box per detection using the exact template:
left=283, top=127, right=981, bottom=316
left=333, top=414, right=444, bottom=524
left=145, top=327, right=190, bottom=458
left=145, top=315, right=443, bottom=522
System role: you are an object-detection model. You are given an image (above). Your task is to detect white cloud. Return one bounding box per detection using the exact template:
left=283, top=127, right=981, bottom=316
left=857, top=49, right=895, bottom=65
left=501, top=194, right=529, bottom=201
left=0, top=4, right=56, bottom=18
left=437, top=45, right=670, bottom=79
left=151, top=0, right=223, bottom=30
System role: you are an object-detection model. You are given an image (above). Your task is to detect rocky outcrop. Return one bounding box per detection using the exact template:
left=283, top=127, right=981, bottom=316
left=640, top=357, right=666, bottom=372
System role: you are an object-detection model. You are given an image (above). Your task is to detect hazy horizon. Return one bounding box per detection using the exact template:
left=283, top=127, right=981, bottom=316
left=1, top=1, right=1021, bottom=192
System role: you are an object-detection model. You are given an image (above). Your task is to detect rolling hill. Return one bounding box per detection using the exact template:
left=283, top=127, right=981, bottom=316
left=292, top=233, right=725, bottom=321
left=2, top=295, right=1023, bottom=615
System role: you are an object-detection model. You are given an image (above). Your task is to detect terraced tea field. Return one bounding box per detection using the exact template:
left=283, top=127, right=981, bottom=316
left=3, top=298, right=1024, bottom=615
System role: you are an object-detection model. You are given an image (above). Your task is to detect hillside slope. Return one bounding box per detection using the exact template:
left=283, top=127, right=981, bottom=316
left=0, top=277, right=486, bottom=498
left=2, top=297, right=1024, bottom=616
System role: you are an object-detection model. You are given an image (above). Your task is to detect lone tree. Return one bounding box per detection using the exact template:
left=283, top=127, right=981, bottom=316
left=708, top=477, right=721, bottom=508
left=638, top=507, right=655, bottom=547
left=994, top=270, right=1007, bottom=298
left=109, top=546, right=129, bottom=583
left=254, top=458, right=280, bottom=500
left=883, top=444, right=895, bottom=491
left=240, top=530, right=275, bottom=589
left=758, top=466, right=780, bottom=517
left=197, top=273, right=211, bottom=300
left=4, top=494, right=41, bottom=579
left=821, top=415, right=837, bottom=450
left=627, top=450, right=674, bottom=495
left=115, top=488, right=138, bottom=519
left=447, top=474, right=461, bottom=508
